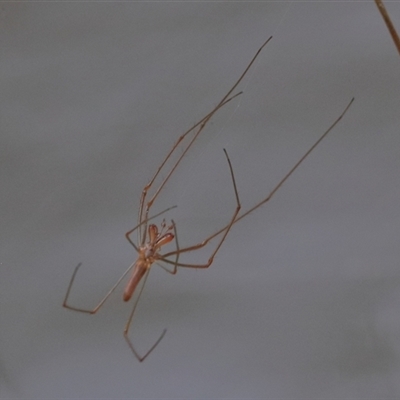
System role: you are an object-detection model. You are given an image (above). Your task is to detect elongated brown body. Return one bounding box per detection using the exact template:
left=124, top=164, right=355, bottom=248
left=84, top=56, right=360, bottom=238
left=123, top=261, right=147, bottom=302
left=122, top=224, right=175, bottom=302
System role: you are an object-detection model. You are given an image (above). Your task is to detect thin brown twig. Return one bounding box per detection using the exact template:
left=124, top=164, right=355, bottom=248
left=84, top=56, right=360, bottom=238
left=375, top=0, right=400, bottom=55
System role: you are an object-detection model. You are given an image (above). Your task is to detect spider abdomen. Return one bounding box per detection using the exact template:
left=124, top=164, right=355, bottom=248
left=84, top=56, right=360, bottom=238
left=123, top=261, right=147, bottom=302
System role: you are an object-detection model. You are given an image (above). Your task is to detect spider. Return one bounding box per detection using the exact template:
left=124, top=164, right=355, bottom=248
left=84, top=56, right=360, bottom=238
left=63, top=36, right=354, bottom=361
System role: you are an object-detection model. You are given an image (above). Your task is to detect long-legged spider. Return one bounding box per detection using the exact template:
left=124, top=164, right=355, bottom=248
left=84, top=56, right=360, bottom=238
left=63, top=36, right=354, bottom=362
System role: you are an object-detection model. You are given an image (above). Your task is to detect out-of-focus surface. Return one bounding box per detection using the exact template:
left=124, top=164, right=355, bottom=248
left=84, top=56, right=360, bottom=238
left=1, top=2, right=400, bottom=398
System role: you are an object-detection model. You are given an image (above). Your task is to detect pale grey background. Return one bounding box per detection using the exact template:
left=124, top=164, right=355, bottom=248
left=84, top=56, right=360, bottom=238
left=1, top=2, right=400, bottom=398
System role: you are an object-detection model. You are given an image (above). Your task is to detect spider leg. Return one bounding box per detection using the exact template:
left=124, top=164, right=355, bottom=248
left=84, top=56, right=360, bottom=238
left=138, top=91, right=241, bottom=246
left=123, top=269, right=166, bottom=362
left=167, top=97, right=355, bottom=250
left=62, top=261, right=137, bottom=314
left=161, top=148, right=240, bottom=269
left=138, top=37, right=272, bottom=245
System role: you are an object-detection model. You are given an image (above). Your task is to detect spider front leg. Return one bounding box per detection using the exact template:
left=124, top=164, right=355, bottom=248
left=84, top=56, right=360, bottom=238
left=137, top=37, right=272, bottom=246
left=137, top=92, right=242, bottom=246
left=161, top=148, right=240, bottom=270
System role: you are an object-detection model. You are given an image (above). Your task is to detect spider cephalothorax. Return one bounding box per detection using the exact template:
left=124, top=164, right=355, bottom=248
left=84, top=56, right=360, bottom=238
left=123, top=223, right=175, bottom=302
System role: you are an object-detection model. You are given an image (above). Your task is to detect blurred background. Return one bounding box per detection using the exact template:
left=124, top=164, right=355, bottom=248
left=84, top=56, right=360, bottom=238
left=1, top=2, right=400, bottom=398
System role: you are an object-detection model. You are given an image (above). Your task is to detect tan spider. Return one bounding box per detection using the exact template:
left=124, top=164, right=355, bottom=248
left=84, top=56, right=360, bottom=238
left=63, top=36, right=354, bottom=362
